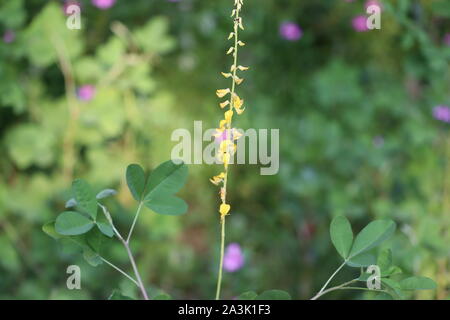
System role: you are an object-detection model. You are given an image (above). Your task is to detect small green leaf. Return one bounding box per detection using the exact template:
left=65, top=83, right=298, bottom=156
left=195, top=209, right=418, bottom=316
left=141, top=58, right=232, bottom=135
left=382, top=278, right=404, bottom=300
left=144, top=160, right=188, bottom=200
left=96, top=189, right=117, bottom=200
left=55, top=211, right=95, bottom=236
left=236, top=291, right=258, bottom=300
left=73, top=179, right=98, bottom=219
left=330, top=215, right=353, bottom=259
left=349, top=220, right=396, bottom=259
left=257, top=290, right=291, bottom=300
left=42, top=221, right=63, bottom=240
left=108, top=289, right=134, bottom=300
left=83, top=247, right=103, bottom=267
left=126, top=164, right=147, bottom=201
left=400, top=276, right=436, bottom=291
left=144, top=194, right=188, bottom=215
left=65, top=198, right=77, bottom=208
left=382, top=265, right=402, bottom=277
left=377, top=248, right=392, bottom=271
left=96, top=222, right=114, bottom=237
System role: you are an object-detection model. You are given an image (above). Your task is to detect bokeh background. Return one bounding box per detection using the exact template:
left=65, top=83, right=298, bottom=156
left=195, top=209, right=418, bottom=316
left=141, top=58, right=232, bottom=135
left=0, top=0, right=449, bottom=299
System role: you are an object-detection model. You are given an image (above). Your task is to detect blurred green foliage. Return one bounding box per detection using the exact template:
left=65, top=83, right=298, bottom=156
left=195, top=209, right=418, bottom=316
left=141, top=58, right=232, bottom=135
left=0, top=0, right=449, bottom=299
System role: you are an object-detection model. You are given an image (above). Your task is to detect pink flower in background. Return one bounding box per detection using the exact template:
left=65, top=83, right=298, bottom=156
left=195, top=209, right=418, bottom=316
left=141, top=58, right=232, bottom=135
left=352, top=15, right=368, bottom=32
left=365, top=0, right=383, bottom=11
left=280, top=22, right=303, bottom=41
left=92, top=0, right=116, bottom=10
left=443, top=34, right=450, bottom=47
left=3, top=30, right=15, bottom=43
left=77, top=85, right=96, bottom=101
left=223, top=243, right=244, bottom=272
left=433, top=105, right=450, bottom=123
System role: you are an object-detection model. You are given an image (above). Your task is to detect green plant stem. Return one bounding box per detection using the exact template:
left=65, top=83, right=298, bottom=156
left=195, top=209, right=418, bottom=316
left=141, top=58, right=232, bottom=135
left=311, top=279, right=390, bottom=300
left=215, top=218, right=226, bottom=300
left=100, top=257, right=139, bottom=287
left=99, top=204, right=149, bottom=300
left=313, top=260, right=347, bottom=298
left=126, top=202, right=143, bottom=244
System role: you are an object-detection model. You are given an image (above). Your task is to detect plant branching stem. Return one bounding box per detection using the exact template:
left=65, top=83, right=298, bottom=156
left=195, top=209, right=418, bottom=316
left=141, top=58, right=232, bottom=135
left=126, top=202, right=143, bottom=244
left=313, top=260, right=348, bottom=298
left=215, top=218, right=226, bottom=300
left=311, top=278, right=390, bottom=300
left=99, top=204, right=149, bottom=300
left=100, top=257, right=139, bottom=287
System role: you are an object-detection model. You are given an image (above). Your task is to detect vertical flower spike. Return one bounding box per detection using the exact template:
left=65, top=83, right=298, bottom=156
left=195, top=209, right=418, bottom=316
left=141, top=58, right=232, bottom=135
left=214, top=0, right=247, bottom=301
left=212, top=0, right=248, bottom=222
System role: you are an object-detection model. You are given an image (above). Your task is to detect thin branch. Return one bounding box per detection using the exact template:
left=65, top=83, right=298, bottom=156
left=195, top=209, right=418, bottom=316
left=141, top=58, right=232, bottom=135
left=100, top=257, right=139, bottom=287
left=314, top=260, right=347, bottom=297
left=126, top=202, right=143, bottom=244
left=99, top=204, right=149, bottom=300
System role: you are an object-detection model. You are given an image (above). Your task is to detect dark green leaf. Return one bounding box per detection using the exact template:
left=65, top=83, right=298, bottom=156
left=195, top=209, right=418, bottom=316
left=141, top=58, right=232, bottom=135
left=144, top=194, right=188, bottom=215
left=145, top=160, right=187, bottom=200
left=73, top=179, right=98, bottom=219
left=96, top=222, right=114, bottom=237
left=55, top=211, right=94, bottom=236
left=126, top=164, right=146, bottom=201
left=400, top=276, right=436, bottom=290
left=349, top=220, right=396, bottom=258
left=347, top=250, right=377, bottom=267
left=330, top=215, right=353, bottom=259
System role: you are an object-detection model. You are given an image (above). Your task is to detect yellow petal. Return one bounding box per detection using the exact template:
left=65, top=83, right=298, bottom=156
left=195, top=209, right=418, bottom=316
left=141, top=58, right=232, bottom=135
left=228, top=32, right=234, bottom=40
left=235, top=106, right=245, bottom=115
left=232, top=129, right=243, bottom=140
left=238, top=41, right=245, bottom=46
left=220, top=101, right=230, bottom=109
left=224, top=110, right=233, bottom=122
left=226, top=47, right=234, bottom=55
left=221, top=72, right=232, bottom=78
left=216, top=88, right=230, bottom=98
left=219, top=203, right=231, bottom=216
left=234, top=77, right=244, bottom=85
left=219, top=119, right=227, bottom=129
left=238, top=65, right=249, bottom=71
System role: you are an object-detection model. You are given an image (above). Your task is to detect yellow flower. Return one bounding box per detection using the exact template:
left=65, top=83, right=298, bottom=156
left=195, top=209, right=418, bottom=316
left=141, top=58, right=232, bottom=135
left=224, top=110, right=233, bottom=123
left=234, top=77, right=244, bottom=85
left=210, top=172, right=226, bottom=185
left=221, top=72, right=232, bottom=78
left=232, top=94, right=245, bottom=115
left=237, top=65, right=249, bottom=71
left=219, top=101, right=230, bottom=109
left=216, top=88, right=230, bottom=98
left=219, top=203, right=231, bottom=217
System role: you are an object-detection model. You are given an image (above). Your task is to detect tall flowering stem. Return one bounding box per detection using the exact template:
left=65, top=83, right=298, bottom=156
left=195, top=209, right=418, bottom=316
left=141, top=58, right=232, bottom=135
left=212, top=0, right=248, bottom=300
